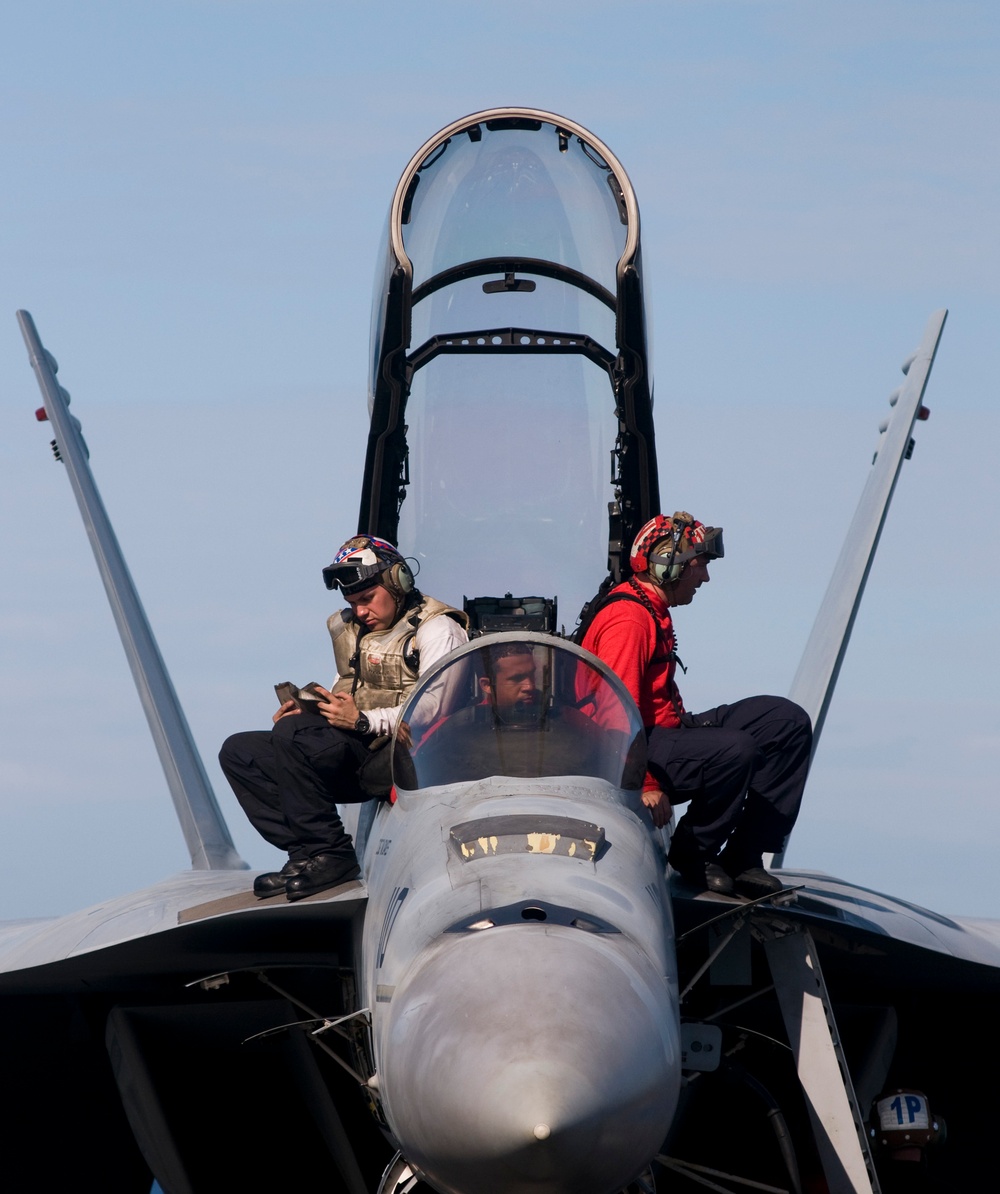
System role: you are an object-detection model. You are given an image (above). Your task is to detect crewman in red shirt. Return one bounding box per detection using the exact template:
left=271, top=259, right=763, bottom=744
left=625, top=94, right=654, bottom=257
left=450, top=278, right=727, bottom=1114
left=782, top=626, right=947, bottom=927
left=582, top=512, right=812, bottom=897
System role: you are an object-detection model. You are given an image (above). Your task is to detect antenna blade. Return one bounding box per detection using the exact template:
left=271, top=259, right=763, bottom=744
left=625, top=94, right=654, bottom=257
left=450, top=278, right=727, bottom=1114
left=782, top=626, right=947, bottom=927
left=17, top=310, right=247, bottom=871
left=773, top=309, right=947, bottom=867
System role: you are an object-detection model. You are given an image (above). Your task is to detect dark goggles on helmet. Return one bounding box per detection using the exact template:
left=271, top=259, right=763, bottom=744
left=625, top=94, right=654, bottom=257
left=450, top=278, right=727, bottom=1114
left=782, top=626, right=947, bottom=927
left=647, top=525, right=724, bottom=572
left=322, top=559, right=389, bottom=594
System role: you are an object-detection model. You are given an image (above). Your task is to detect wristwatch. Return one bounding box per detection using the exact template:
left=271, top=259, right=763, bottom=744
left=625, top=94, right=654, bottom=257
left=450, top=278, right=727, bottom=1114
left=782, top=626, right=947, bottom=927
left=354, top=712, right=371, bottom=735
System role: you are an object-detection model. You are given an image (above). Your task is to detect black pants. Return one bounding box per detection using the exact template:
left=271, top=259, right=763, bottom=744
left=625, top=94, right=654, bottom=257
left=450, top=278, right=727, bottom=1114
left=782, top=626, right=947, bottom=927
left=219, top=712, right=371, bottom=860
left=646, top=695, right=812, bottom=866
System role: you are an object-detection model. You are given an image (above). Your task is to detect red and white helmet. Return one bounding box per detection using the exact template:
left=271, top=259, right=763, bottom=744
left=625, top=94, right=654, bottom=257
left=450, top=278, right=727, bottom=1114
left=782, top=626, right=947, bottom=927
left=630, top=512, right=724, bottom=584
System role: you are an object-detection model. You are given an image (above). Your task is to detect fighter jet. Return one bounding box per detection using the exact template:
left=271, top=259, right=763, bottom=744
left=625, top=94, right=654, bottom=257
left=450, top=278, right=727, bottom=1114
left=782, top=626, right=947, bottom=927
left=5, top=109, right=996, bottom=1194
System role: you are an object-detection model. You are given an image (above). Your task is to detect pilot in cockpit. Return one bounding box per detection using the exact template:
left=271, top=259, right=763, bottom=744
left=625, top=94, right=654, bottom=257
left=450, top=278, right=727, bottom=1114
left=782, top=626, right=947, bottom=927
left=478, top=642, right=542, bottom=722
left=397, top=640, right=614, bottom=787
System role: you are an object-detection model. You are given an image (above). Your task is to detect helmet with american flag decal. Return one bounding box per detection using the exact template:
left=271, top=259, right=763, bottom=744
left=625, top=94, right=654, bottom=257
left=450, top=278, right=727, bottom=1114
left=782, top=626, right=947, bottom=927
left=322, top=535, right=415, bottom=605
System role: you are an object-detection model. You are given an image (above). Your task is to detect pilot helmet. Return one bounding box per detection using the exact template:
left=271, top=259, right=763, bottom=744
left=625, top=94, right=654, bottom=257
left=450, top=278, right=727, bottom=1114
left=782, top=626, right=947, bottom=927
left=322, top=535, right=415, bottom=607
left=630, top=512, right=724, bottom=585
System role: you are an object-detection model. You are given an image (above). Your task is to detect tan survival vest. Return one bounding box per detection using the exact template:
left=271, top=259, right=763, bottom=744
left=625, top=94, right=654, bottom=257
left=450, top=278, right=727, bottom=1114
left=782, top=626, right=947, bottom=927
left=326, top=595, right=468, bottom=713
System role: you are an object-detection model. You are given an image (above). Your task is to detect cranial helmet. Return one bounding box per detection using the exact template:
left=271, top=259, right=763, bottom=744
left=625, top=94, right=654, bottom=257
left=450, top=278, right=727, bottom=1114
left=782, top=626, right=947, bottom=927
left=322, top=535, right=415, bottom=605
left=630, top=512, right=724, bottom=585
left=870, top=1089, right=945, bottom=1156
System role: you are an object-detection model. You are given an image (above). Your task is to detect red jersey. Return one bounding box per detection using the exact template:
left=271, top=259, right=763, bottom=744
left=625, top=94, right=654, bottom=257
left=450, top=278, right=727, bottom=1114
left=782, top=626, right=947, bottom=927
left=582, top=581, right=685, bottom=790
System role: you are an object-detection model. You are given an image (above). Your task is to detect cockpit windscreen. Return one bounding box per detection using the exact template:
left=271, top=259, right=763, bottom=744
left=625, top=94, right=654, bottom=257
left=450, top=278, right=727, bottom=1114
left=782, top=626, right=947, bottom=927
left=392, top=634, right=645, bottom=792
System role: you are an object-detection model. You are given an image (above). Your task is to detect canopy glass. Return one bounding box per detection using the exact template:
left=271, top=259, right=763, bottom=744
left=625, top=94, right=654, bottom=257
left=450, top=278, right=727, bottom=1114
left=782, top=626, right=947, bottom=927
left=392, top=633, right=645, bottom=792
left=364, top=113, right=651, bottom=627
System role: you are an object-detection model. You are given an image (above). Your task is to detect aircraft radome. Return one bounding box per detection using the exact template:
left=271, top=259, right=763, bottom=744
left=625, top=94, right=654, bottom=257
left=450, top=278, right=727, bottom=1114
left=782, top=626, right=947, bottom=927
left=6, top=109, right=994, bottom=1194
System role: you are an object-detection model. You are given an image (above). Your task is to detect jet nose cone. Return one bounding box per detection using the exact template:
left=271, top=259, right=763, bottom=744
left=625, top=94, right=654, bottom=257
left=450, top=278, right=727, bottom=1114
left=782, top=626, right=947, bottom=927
left=379, top=927, right=680, bottom=1194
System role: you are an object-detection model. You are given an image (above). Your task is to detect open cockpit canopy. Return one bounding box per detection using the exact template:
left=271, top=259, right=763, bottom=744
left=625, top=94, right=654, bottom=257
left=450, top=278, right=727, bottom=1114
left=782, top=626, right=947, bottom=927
left=392, top=632, right=646, bottom=792
left=359, top=109, right=659, bottom=629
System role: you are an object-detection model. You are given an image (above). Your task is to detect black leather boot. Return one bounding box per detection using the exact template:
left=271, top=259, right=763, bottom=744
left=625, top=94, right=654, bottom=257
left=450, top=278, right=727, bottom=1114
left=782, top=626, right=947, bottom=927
left=670, top=858, right=735, bottom=896
left=285, top=851, right=361, bottom=901
left=253, top=858, right=308, bottom=899
left=718, top=845, right=784, bottom=899
left=668, top=838, right=735, bottom=895
left=728, top=866, right=783, bottom=899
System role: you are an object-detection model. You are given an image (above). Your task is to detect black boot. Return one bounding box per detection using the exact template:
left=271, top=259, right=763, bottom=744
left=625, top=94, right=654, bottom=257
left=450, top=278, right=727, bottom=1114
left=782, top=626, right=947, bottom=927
left=253, top=858, right=308, bottom=899
left=285, top=850, right=361, bottom=901
left=718, top=844, right=784, bottom=898
left=728, top=865, right=784, bottom=899
left=668, top=837, right=735, bottom=896
left=670, top=858, right=735, bottom=896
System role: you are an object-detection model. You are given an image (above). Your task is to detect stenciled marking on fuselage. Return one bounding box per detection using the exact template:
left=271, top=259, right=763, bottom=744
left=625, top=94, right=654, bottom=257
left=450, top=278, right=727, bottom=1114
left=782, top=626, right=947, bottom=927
left=454, top=827, right=601, bottom=862
left=377, top=886, right=409, bottom=969
left=376, top=838, right=392, bottom=856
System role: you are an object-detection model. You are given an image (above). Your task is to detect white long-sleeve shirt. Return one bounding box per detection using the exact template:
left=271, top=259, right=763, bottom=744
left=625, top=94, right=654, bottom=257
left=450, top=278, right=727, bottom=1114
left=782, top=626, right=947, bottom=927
left=363, top=614, right=469, bottom=735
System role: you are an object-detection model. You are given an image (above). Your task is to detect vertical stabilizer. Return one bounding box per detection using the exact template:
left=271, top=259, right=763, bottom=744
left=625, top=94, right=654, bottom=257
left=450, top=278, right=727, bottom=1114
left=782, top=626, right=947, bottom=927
left=18, top=311, right=247, bottom=871
left=774, top=309, right=947, bottom=867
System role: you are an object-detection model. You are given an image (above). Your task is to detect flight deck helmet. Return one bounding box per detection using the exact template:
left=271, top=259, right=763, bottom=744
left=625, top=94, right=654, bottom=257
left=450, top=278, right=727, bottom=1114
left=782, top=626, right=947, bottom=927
left=870, top=1089, right=945, bottom=1158
left=630, top=512, right=724, bottom=585
left=322, top=535, right=415, bottom=607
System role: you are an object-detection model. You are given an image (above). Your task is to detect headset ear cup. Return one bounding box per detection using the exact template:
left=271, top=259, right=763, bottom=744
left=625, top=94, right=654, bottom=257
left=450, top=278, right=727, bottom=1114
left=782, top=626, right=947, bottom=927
left=649, top=559, right=681, bottom=585
left=388, top=561, right=414, bottom=597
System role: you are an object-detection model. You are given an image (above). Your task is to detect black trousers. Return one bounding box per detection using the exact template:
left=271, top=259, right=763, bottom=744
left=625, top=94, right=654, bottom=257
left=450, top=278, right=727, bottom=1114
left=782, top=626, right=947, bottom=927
left=219, top=712, right=371, bottom=860
left=646, top=695, right=812, bottom=865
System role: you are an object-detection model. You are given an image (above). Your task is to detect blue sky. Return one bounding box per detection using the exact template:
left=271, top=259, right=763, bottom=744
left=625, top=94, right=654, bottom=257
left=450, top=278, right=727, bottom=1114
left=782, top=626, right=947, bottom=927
left=1, top=1, right=998, bottom=919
